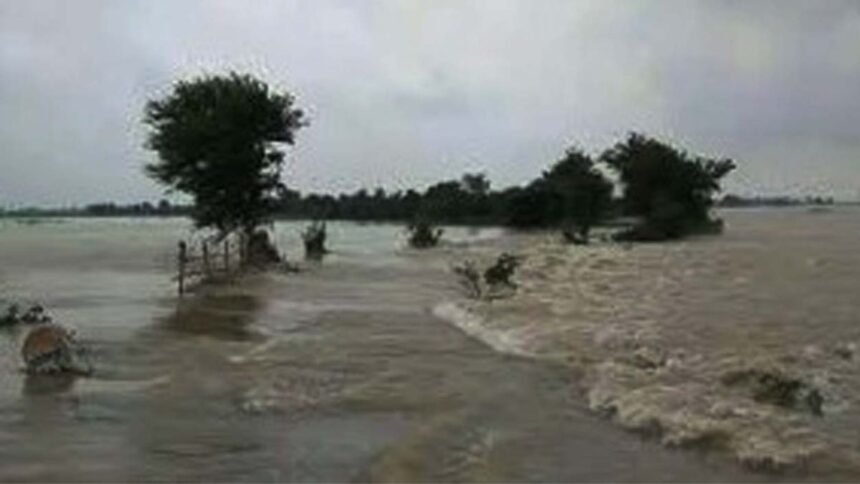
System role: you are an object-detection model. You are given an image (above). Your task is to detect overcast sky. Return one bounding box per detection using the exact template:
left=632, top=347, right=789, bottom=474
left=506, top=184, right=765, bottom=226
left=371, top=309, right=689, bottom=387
left=1, top=0, right=859, bottom=206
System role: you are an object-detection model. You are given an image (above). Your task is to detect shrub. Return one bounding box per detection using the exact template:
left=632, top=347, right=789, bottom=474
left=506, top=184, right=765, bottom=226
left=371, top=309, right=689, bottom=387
left=452, top=260, right=482, bottom=298
left=483, top=253, right=521, bottom=288
left=246, top=230, right=281, bottom=265
left=721, top=368, right=824, bottom=416
left=407, top=220, right=443, bottom=249
left=302, top=220, right=328, bottom=258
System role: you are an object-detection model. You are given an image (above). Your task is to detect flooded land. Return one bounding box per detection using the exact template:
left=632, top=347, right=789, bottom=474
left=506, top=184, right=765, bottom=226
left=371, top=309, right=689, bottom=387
left=0, top=210, right=858, bottom=481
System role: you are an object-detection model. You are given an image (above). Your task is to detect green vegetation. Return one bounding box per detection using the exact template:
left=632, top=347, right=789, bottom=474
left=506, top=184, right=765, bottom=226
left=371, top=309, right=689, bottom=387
left=273, top=133, right=734, bottom=242
left=452, top=260, right=483, bottom=298
left=302, top=220, right=328, bottom=258
left=407, top=220, right=444, bottom=248
left=451, top=253, right=523, bottom=299
left=602, top=133, right=736, bottom=241
left=10, top=66, right=742, bottom=246
left=719, top=194, right=835, bottom=208
left=721, top=368, right=824, bottom=416
left=483, top=253, right=522, bottom=288
left=8, top=128, right=737, bottom=244
left=505, top=148, right=613, bottom=241
left=143, top=72, right=307, bottom=236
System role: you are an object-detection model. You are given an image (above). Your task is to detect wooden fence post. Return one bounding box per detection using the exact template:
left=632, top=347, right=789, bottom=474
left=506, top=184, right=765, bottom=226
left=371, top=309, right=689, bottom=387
left=223, top=238, right=230, bottom=273
left=177, top=240, right=187, bottom=296
left=202, top=241, right=210, bottom=277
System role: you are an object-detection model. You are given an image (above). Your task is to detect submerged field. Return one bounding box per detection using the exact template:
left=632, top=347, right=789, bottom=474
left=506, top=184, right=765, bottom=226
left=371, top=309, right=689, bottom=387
left=0, top=211, right=856, bottom=481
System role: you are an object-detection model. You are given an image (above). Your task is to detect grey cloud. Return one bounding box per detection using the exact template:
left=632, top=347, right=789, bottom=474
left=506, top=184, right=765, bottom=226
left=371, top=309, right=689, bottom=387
left=1, top=0, right=859, bottom=205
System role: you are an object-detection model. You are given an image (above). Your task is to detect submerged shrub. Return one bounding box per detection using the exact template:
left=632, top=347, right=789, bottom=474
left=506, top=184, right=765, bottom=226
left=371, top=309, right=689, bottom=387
left=484, top=253, right=521, bottom=288
left=1, top=303, right=53, bottom=327
left=407, top=220, right=443, bottom=249
left=721, top=368, right=824, bottom=416
left=452, top=260, right=482, bottom=298
left=561, top=227, right=589, bottom=245
left=246, top=229, right=282, bottom=265
left=302, top=220, right=328, bottom=258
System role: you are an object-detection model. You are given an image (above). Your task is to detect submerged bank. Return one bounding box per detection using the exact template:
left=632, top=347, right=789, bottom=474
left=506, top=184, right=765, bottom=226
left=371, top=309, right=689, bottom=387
left=438, top=208, right=860, bottom=477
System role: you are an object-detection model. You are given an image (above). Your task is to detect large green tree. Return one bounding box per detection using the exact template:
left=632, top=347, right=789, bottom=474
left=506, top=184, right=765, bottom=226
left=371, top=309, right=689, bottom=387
left=601, top=133, right=735, bottom=239
left=143, top=72, right=307, bottom=235
left=542, top=147, right=613, bottom=239
left=505, top=147, right=612, bottom=239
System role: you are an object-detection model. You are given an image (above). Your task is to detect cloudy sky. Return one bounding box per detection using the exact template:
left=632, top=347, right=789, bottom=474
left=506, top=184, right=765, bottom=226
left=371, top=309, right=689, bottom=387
left=1, top=0, right=859, bottom=206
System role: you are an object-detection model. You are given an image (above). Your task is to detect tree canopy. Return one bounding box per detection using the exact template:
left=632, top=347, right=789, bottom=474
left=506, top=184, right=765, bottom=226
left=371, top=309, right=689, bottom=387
left=143, top=72, right=307, bottom=235
left=270, top=134, right=735, bottom=242
left=601, top=133, right=736, bottom=239
left=505, top=148, right=613, bottom=237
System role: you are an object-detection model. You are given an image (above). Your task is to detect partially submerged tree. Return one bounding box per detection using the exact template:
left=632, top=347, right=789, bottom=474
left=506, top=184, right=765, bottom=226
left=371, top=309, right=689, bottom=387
left=601, top=133, right=735, bottom=241
left=543, top=148, right=613, bottom=241
left=505, top=147, right=613, bottom=242
left=143, top=72, right=307, bottom=237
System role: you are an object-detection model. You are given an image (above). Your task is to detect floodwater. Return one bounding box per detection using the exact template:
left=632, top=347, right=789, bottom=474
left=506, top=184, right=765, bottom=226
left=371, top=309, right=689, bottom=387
left=444, top=207, right=860, bottom=479
left=0, top=214, right=845, bottom=481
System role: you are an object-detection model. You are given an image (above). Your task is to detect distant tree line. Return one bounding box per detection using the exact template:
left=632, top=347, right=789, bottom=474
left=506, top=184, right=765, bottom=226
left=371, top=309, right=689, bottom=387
left=718, top=194, right=836, bottom=208
left=82, top=200, right=190, bottom=216
left=6, top=132, right=741, bottom=242
left=1, top=200, right=191, bottom=218
left=274, top=148, right=613, bottom=238
left=272, top=133, right=737, bottom=241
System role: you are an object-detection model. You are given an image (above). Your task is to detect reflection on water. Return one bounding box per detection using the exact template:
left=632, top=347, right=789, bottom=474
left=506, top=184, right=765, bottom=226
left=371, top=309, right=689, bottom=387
left=160, top=291, right=266, bottom=342
left=22, top=373, right=77, bottom=396
left=0, top=215, right=835, bottom=481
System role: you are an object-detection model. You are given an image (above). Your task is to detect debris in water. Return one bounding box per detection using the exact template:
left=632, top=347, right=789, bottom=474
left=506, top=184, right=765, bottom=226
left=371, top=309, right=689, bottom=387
left=1, top=303, right=53, bottom=326
left=721, top=367, right=824, bottom=416
left=21, top=324, right=93, bottom=375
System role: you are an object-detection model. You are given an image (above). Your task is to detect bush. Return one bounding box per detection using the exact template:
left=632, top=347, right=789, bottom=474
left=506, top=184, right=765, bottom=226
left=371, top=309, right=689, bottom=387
left=1, top=303, right=52, bottom=326
left=246, top=230, right=281, bottom=265
left=407, top=220, right=443, bottom=249
left=452, top=260, right=482, bottom=298
left=721, top=368, right=824, bottom=416
left=561, top=227, right=589, bottom=245
left=302, top=220, right=328, bottom=258
left=483, top=253, right=521, bottom=288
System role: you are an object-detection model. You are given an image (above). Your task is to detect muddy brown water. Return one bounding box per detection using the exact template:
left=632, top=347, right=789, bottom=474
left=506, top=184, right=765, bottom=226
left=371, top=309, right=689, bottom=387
left=0, top=216, right=826, bottom=481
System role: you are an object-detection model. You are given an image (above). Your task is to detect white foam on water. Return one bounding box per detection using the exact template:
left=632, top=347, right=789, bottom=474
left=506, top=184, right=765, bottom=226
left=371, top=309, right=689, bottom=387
left=434, top=210, right=860, bottom=473
left=432, top=302, right=535, bottom=358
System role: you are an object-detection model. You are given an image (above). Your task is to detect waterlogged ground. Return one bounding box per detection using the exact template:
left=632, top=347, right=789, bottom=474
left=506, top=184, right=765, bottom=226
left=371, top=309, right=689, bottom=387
left=0, top=214, right=852, bottom=481
left=444, top=207, right=860, bottom=477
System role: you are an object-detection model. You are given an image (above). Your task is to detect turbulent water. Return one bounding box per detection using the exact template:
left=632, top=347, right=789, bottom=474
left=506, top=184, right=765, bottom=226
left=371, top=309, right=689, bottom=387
left=0, top=213, right=853, bottom=481
left=444, top=207, right=860, bottom=477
